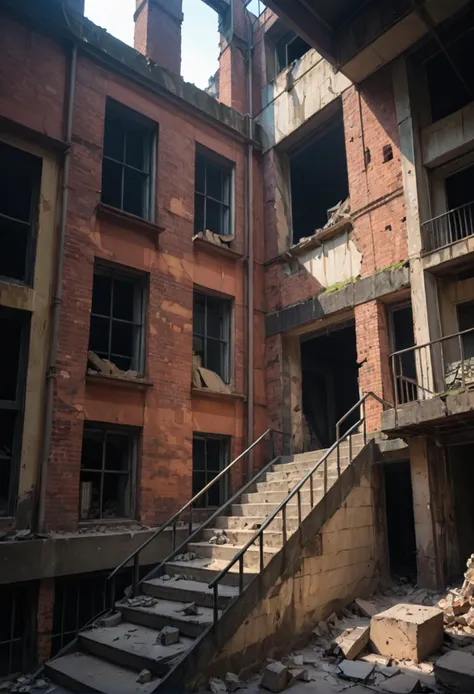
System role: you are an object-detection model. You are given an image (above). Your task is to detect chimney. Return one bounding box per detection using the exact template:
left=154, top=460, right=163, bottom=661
left=134, top=0, right=183, bottom=76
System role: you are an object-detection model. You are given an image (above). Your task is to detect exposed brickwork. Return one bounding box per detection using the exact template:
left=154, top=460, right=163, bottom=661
left=134, top=0, right=183, bottom=76
left=37, top=579, right=54, bottom=665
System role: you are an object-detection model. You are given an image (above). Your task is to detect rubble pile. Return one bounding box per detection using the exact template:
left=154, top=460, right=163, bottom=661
left=438, top=553, right=474, bottom=635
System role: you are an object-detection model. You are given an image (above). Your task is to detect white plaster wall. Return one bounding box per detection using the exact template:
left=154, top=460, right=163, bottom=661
left=258, top=50, right=351, bottom=148
left=298, top=232, right=362, bottom=288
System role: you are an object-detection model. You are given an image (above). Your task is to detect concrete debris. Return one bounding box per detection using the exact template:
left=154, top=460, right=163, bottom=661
left=338, top=659, right=374, bottom=682
left=161, top=574, right=171, bottom=581
left=435, top=650, right=474, bottom=692
left=159, top=626, right=180, bottom=646
left=334, top=625, right=370, bottom=660
left=88, top=351, right=141, bottom=381
left=288, top=668, right=310, bottom=683
left=34, top=681, right=48, bottom=689
left=208, top=677, right=227, bottom=694
left=438, top=554, right=474, bottom=632
left=224, top=672, right=241, bottom=692
left=379, top=666, right=400, bottom=678
left=380, top=673, right=421, bottom=693
left=126, top=595, right=158, bottom=608
left=193, top=230, right=234, bottom=248
left=355, top=598, right=380, bottom=618
left=0, top=684, right=13, bottom=692
left=289, top=655, right=303, bottom=666
left=209, top=536, right=218, bottom=544
left=98, top=611, right=122, bottom=628
left=360, top=653, right=391, bottom=667
left=181, top=602, right=199, bottom=616
left=136, top=669, right=152, bottom=684
left=261, top=662, right=290, bottom=692
left=174, top=552, right=197, bottom=562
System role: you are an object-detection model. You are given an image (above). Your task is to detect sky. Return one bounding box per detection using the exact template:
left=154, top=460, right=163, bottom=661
left=84, top=0, right=263, bottom=90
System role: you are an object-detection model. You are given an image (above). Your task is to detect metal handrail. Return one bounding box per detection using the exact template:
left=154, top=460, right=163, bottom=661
left=207, top=391, right=390, bottom=623
left=421, top=200, right=474, bottom=253
left=421, top=199, right=474, bottom=226
left=389, top=326, right=474, bottom=359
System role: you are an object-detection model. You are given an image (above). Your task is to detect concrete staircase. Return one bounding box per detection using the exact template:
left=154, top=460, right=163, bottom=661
left=44, top=436, right=364, bottom=693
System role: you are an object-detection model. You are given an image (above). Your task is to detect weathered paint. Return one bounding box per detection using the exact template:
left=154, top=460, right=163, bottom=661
left=296, top=231, right=362, bottom=289
left=421, top=102, right=474, bottom=168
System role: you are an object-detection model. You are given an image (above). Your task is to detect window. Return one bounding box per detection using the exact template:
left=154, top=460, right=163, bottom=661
left=88, top=264, right=146, bottom=373
left=194, top=152, right=232, bottom=237
left=101, top=101, right=155, bottom=220
left=0, top=141, right=41, bottom=284
left=0, top=308, right=29, bottom=517
left=0, top=584, right=31, bottom=676
left=457, top=301, right=474, bottom=359
left=193, top=292, right=231, bottom=382
left=79, top=424, right=136, bottom=521
left=276, top=31, right=311, bottom=73
left=192, top=434, right=229, bottom=508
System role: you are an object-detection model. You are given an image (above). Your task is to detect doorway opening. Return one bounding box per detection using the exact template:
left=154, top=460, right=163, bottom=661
left=447, top=444, right=474, bottom=577
left=300, top=321, right=359, bottom=449
left=384, top=461, right=417, bottom=580
left=389, top=303, right=417, bottom=403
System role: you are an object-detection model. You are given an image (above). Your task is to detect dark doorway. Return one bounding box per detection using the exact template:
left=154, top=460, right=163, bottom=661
left=389, top=304, right=417, bottom=404
left=301, top=322, right=359, bottom=449
left=384, top=462, right=417, bottom=580
left=448, top=444, right=474, bottom=576
left=290, top=115, right=349, bottom=244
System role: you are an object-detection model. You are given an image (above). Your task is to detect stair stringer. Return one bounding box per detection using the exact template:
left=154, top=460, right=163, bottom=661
left=158, top=439, right=379, bottom=692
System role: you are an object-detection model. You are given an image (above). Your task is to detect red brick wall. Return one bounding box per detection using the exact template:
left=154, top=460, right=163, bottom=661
left=134, top=0, right=183, bottom=76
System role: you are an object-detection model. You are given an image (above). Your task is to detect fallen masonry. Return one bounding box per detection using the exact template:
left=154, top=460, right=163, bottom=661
left=434, top=650, right=474, bottom=692
left=370, top=604, right=444, bottom=663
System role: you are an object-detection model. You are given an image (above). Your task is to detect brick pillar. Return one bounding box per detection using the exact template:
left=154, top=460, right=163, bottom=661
left=134, top=0, right=183, bottom=76
left=355, top=300, right=392, bottom=432
left=218, top=0, right=249, bottom=114
left=37, top=579, right=54, bottom=665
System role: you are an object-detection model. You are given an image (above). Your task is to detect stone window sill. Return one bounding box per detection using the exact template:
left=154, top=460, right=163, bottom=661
left=96, top=203, right=165, bottom=245
left=191, top=387, right=246, bottom=402
left=86, top=371, right=153, bottom=392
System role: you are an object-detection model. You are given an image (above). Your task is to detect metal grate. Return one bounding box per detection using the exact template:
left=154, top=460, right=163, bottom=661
left=0, top=585, right=28, bottom=676
left=422, top=200, right=474, bottom=253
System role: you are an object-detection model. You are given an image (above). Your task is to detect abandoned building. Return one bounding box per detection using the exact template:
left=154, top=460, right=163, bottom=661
left=2, top=0, right=474, bottom=689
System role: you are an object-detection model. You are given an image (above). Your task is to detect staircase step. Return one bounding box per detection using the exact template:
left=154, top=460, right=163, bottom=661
left=165, top=558, right=255, bottom=587
left=202, top=528, right=284, bottom=548
left=264, top=467, right=341, bottom=483
left=255, top=478, right=334, bottom=493
left=141, top=577, right=238, bottom=610
left=241, top=489, right=327, bottom=505
left=270, top=455, right=354, bottom=476
left=79, top=622, right=193, bottom=676
left=232, top=502, right=313, bottom=517
left=45, top=651, right=160, bottom=694
left=118, top=598, right=217, bottom=638
left=213, top=515, right=302, bottom=533
left=187, top=541, right=278, bottom=568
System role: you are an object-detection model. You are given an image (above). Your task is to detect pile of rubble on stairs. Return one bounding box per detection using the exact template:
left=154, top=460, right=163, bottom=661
left=438, top=553, right=474, bottom=636
left=221, top=575, right=474, bottom=694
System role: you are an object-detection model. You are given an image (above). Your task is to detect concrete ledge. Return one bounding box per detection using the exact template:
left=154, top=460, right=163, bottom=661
left=382, top=390, right=474, bottom=435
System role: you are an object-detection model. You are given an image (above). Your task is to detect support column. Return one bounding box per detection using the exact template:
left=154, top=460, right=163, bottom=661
left=37, top=578, right=54, bottom=665
left=283, top=335, right=303, bottom=454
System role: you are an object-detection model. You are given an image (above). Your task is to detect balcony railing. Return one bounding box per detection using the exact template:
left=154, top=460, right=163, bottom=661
left=390, top=327, right=474, bottom=406
left=422, top=200, right=474, bottom=253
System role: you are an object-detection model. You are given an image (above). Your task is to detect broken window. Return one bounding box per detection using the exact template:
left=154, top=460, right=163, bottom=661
left=194, top=152, right=232, bottom=237
left=457, top=301, right=474, bottom=359
left=79, top=424, right=136, bottom=521
left=290, top=115, right=349, bottom=244
left=193, top=291, right=231, bottom=382
left=276, top=31, right=311, bottom=72
left=0, top=141, right=41, bottom=284
left=101, top=100, right=155, bottom=220
left=51, top=571, right=130, bottom=656
left=0, top=308, right=29, bottom=517
left=192, top=434, right=229, bottom=508
left=88, top=264, right=146, bottom=373
left=0, top=584, right=32, bottom=676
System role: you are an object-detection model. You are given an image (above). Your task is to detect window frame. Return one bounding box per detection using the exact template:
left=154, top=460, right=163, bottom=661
left=0, top=583, right=35, bottom=677
left=79, top=422, right=138, bottom=522
left=101, top=99, right=156, bottom=222
left=0, top=307, right=30, bottom=519
left=194, top=150, right=234, bottom=238
left=88, top=262, right=147, bottom=375
left=192, top=433, right=230, bottom=509
left=193, top=290, right=232, bottom=384
left=275, top=30, right=311, bottom=74
left=0, top=140, right=42, bottom=287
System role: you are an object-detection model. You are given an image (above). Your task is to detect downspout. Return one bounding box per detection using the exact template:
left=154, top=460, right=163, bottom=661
left=37, top=43, right=78, bottom=533
left=245, top=10, right=255, bottom=481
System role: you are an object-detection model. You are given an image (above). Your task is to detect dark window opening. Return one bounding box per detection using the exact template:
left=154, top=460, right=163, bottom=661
left=448, top=444, right=474, bottom=580
left=457, top=301, right=474, bottom=359
left=445, top=164, right=474, bottom=211
left=301, top=322, right=359, bottom=449
left=51, top=570, right=131, bottom=657
left=0, top=584, right=33, bottom=677
left=425, top=28, right=474, bottom=123
left=101, top=101, right=155, bottom=220
left=0, top=308, right=29, bottom=517
left=290, top=118, right=349, bottom=244
left=383, top=144, right=393, bottom=163
left=88, top=264, right=146, bottom=373
left=389, top=304, right=417, bottom=404
left=193, top=292, right=231, bottom=382
left=276, top=31, right=311, bottom=72
left=79, top=424, right=136, bottom=521
left=194, top=153, right=232, bottom=237
left=384, top=461, right=417, bottom=581
left=0, top=141, right=41, bottom=284
left=192, top=434, right=229, bottom=508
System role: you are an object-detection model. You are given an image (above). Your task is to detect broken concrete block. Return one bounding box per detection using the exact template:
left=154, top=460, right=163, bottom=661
left=290, top=655, right=303, bottom=666
left=434, top=650, right=474, bottom=692
left=360, top=653, right=391, bottom=667
left=209, top=678, right=226, bottom=694
left=355, top=598, right=380, bottom=618
left=335, top=625, right=369, bottom=660
left=136, top=669, right=152, bottom=684
left=370, top=604, right=443, bottom=663
left=224, top=672, right=241, bottom=692
left=182, top=602, right=199, bottom=616
left=98, top=611, right=122, bottom=628
left=216, top=534, right=228, bottom=545
left=380, top=673, right=421, bottom=693
left=160, top=626, right=180, bottom=646
left=338, top=660, right=374, bottom=682
left=379, top=667, right=400, bottom=678
left=288, top=668, right=310, bottom=683
left=261, top=662, right=290, bottom=692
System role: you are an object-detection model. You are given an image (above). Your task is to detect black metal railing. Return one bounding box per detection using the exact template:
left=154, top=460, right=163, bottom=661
left=207, top=391, right=391, bottom=624
left=106, top=429, right=289, bottom=608
left=391, top=327, right=474, bottom=405
left=422, top=200, right=474, bottom=253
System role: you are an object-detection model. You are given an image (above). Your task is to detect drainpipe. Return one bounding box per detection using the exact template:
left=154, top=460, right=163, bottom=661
left=245, top=10, right=255, bottom=481
left=37, top=43, right=78, bottom=533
